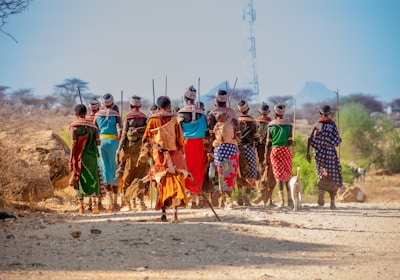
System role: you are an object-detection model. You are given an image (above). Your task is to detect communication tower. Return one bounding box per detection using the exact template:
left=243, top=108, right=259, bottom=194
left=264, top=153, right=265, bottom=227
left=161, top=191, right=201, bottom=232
left=242, top=0, right=259, bottom=102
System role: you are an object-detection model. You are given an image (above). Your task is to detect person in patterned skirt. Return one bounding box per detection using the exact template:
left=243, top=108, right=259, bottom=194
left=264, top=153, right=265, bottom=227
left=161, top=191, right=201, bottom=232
left=236, top=99, right=258, bottom=206
left=307, top=105, right=342, bottom=209
left=264, top=103, right=294, bottom=208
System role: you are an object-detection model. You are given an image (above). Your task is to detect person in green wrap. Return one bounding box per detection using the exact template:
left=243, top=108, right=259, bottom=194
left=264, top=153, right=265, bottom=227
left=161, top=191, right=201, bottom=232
left=69, top=104, right=101, bottom=214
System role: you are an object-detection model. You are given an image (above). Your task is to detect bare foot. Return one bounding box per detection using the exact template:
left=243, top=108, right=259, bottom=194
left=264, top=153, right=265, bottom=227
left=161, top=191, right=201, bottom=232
left=161, top=214, right=168, bottom=222
left=171, top=217, right=182, bottom=223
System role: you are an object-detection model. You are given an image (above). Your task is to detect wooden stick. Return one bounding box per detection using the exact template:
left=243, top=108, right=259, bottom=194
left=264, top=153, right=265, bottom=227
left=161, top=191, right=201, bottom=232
left=165, top=75, right=168, bottom=96
left=77, top=86, right=82, bottom=104
left=188, top=173, right=222, bottom=222
left=334, top=90, right=340, bottom=160
left=229, top=78, right=238, bottom=108
left=152, top=79, right=155, bottom=104
left=197, top=77, right=201, bottom=107
left=292, top=98, right=296, bottom=156
left=120, top=90, right=123, bottom=117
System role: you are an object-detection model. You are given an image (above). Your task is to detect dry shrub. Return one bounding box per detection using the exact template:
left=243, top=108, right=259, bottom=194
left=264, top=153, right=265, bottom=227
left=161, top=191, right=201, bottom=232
left=0, top=104, right=54, bottom=208
left=0, top=139, right=47, bottom=208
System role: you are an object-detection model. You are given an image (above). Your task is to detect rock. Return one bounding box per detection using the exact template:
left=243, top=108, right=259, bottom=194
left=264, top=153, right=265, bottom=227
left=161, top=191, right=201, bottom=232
left=0, top=130, right=70, bottom=202
left=70, top=231, right=82, bottom=238
left=337, top=185, right=366, bottom=203
left=19, top=130, right=70, bottom=186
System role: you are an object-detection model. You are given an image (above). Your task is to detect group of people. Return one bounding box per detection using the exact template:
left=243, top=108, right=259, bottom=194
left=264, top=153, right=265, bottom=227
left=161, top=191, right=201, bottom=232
left=69, top=85, right=343, bottom=222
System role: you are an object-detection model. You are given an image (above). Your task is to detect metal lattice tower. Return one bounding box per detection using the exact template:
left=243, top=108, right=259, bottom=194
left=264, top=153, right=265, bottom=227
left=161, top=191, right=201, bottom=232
left=242, top=0, right=259, bottom=103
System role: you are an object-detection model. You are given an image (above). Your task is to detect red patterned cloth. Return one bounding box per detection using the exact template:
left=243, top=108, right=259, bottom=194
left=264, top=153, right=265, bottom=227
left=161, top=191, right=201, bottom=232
left=270, top=146, right=292, bottom=182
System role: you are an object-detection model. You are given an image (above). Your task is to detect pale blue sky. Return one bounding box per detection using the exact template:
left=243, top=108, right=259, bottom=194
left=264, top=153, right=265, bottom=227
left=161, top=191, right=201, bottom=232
left=1, top=0, right=399, bottom=104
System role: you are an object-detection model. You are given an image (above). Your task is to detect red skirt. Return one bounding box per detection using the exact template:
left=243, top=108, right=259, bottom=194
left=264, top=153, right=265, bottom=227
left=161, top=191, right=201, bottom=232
left=184, top=138, right=205, bottom=194
left=270, top=146, right=292, bottom=182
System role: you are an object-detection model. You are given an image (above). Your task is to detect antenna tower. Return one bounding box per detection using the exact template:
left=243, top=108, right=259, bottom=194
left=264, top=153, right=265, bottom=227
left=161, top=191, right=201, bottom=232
left=242, top=0, right=259, bottom=103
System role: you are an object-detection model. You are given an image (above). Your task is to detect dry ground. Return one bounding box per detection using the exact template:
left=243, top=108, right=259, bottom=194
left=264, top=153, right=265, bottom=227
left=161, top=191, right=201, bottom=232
left=1, top=174, right=400, bottom=280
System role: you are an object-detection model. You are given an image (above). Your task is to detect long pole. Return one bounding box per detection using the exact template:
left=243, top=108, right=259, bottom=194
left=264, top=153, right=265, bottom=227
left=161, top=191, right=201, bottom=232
left=165, top=75, right=168, bottom=96
left=197, top=77, right=201, bottom=106
left=77, top=86, right=83, bottom=104
left=292, top=98, right=296, bottom=156
left=120, top=90, right=124, bottom=117
left=229, top=77, right=238, bottom=108
left=334, top=90, right=340, bottom=160
left=188, top=173, right=222, bottom=222
left=152, top=79, right=155, bottom=104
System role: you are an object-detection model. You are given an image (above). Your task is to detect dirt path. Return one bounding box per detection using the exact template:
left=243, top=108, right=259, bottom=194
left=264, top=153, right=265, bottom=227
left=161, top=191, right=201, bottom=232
left=1, top=199, right=400, bottom=280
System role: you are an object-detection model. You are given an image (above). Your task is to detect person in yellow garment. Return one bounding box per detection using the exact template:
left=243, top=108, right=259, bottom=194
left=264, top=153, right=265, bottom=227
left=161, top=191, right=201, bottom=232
left=94, top=93, right=122, bottom=212
left=142, top=96, right=188, bottom=222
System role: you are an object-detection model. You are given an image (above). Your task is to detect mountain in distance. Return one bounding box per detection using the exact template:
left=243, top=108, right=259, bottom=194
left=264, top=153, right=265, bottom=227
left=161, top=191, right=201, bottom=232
left=294, top=81, right=339, bottom=108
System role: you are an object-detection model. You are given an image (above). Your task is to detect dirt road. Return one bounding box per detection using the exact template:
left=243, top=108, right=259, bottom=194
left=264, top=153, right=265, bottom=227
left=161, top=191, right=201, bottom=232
left=1, top=199, right=399, bottom=280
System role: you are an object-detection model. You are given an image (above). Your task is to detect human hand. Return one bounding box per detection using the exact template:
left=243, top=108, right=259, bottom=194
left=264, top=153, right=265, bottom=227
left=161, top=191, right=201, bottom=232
left=306, top=153, right=312, bottom=163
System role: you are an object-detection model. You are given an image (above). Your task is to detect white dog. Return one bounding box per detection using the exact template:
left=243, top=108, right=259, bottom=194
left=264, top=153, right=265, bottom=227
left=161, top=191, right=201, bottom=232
left=289, top=167, right=302, bottom=211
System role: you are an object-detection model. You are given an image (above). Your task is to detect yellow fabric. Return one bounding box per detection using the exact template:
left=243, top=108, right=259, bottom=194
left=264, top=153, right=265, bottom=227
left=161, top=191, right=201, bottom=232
left=143, top=113, right=188, bottom=210
left=100, top=134, right=118, bottom=140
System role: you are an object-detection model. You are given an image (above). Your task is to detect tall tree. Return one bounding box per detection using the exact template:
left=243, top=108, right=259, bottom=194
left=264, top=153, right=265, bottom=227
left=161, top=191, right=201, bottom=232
left=267, top=95, right=293, bottom=105
left=54, top=78, right=90, bottom=110
left=0, top=0, right=32, bottom=43
left=340, top=103, right=381, bottom=168
left=341, top=93, right=383, bottom=113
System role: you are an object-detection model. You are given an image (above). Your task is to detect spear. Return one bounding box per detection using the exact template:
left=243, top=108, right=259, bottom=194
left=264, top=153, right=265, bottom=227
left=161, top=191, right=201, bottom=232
left=77, top=86, right=83, bottom=104
left=228, top=77, right=238, bottom=108
left=152, top=79, right=156, bottom=104
left=120, top=90, right=124, bottom=117
left=292, top=98, right=296, bottom=156
left=197, top=77, right=201, bottom=107
left=334, top=90, right=340, bottom=160
left=165, top=75, right=168, bottom=96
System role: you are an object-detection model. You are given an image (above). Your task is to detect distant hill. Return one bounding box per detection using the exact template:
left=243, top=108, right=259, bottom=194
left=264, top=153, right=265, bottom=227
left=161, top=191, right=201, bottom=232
left=295, top=82, right=338, bottom=107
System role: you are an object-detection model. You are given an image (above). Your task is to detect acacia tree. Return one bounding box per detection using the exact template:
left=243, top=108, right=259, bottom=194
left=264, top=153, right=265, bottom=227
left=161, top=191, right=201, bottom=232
left=0, top=0, right=32, bottom=43
left=54, top=78, right=90, bottom=110
left=341, top=93, right=383, bottom=113
left=267, top=95, right=293, bottom=105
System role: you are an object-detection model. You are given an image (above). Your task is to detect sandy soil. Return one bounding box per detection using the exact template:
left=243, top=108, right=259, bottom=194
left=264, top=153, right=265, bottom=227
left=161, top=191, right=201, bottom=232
left=1, top=175, right=400, bottom=280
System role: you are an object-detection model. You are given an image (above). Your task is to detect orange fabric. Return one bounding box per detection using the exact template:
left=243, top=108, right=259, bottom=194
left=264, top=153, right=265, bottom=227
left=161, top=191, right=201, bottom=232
left=144, top=113, right=188, bottom=210
left=143, top=114, right=185, bottom=149
left=156, top=173, right=188, bottom=210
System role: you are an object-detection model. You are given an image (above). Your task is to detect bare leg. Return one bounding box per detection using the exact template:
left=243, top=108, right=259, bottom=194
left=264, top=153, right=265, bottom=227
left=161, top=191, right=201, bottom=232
left=237, top=186, right=244, bottom=206
left=278, top=181, right=284, bottom=207
left=161, top=207, right=167, bottom=222
left=171, top=206, right=182, bottom=223
left=329, top=192, right=337, bottom=210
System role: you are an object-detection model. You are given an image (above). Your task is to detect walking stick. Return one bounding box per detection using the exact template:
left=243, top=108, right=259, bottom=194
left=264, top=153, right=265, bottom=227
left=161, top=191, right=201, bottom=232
left=149, top=158, right=154, bottom=209
left=334, top=90, right=340, bottom=160
left=188, top=173, right=222, bottom=222
left=292, top=98, right=296, bottom=156
left=197, top=77, right=201, bottom=107
left=120, top=90, right=124, bottom=117
left=152, top=79, right=156, bottom=104
left=165, top=75, right=168, bottom=96
left=77, top=86, right=83, bottom=104
left=228, top=78, right=238, bottom=108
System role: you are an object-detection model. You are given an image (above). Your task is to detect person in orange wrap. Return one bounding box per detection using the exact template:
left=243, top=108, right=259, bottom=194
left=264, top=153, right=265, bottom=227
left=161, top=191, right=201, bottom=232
left=142, top=96, right=188, bottom=223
